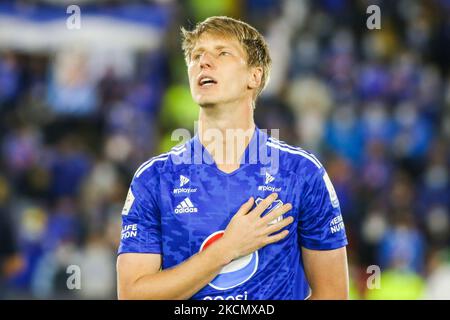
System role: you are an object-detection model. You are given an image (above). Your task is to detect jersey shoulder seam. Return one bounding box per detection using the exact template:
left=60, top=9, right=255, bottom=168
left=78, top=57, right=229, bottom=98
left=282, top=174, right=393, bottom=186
left=266, top=136, right=323, bottom=169
left=134, top=144, right=188, bottom=178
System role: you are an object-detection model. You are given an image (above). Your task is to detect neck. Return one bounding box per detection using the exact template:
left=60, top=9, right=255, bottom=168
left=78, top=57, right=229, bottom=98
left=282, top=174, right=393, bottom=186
left=197, top=100, right=255, bottom=166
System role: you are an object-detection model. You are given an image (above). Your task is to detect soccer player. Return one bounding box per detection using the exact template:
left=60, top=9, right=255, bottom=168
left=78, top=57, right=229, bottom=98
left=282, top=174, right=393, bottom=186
left=117, top=16, right=349, bottom=300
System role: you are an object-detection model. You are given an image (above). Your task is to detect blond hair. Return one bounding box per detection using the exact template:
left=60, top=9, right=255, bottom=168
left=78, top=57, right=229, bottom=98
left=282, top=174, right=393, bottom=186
left=181, top=16, right=272, bottom=99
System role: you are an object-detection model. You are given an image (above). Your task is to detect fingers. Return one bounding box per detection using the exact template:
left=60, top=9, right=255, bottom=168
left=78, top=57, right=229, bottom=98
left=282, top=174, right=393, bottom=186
left=260, top=203, right=292, bottom=226
left=249, top=193, right=278, bottom=217
left=265, top=229, right=290, bottom=245
left=235, top=197, right=255, bottom=216
left=263, top=215, right=294, bottom=236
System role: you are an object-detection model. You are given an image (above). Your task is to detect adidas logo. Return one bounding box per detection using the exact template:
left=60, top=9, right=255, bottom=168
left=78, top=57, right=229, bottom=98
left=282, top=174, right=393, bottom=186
left=180, top=175, right=189, bottom=187
left=265, top=172, right=275, bottom=184
left=174, top=197, right=198, bottom=214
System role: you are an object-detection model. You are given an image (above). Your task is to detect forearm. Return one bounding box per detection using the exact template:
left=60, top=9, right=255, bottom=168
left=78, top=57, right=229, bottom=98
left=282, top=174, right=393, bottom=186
left=119, top=239, right=232, bottom=300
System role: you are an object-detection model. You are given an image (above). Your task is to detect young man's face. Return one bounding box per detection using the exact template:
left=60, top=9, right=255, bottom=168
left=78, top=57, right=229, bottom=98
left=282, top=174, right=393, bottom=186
left=187, top=32, right=258, bottom=107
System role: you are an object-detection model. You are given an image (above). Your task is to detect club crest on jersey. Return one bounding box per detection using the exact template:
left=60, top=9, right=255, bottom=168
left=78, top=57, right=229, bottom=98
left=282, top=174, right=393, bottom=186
left=255, top=197, right=284, bottom=225
left=200, top=231, right=258, bottom=290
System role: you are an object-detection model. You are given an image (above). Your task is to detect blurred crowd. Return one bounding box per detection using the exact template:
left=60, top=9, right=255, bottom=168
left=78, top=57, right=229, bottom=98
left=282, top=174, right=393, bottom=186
left=0, top=0, right=449, bottom=299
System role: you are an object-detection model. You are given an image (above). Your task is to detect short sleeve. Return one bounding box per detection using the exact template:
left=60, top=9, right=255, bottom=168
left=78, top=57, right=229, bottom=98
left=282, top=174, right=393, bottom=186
left=117, top=169, right=162, bottom=255
left=298, top=166, right=348, bottom=250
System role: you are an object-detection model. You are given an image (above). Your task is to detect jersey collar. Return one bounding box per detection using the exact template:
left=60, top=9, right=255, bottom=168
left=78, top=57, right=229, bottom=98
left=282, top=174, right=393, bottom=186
left=192, top=126, right=269, bottom=169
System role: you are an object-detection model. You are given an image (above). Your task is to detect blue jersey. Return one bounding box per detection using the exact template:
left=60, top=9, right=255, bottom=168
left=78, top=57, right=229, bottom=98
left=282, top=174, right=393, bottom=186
left=118, top=127, right=348, bottom=300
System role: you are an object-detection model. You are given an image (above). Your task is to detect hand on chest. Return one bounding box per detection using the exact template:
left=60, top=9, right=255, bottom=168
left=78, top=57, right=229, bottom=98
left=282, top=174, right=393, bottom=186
left=160, top=167, right=298, bottom=229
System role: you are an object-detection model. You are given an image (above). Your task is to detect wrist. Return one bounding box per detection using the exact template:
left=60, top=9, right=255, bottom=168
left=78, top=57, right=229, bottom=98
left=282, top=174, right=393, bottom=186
left=211, top=237, right=235, bottom=267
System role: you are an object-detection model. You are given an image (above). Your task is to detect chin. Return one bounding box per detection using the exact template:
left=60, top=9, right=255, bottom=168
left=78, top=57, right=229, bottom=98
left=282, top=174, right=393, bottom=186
left=195, top=96, right=220, bottom=108
left=198, top=102, right=217, bottom=108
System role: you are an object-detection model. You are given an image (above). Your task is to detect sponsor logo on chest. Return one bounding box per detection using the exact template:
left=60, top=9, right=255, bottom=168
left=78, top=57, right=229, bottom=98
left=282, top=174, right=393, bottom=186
left=173, top=175, right=197, bottom=194
left=257, top=172, right=282, bottom=192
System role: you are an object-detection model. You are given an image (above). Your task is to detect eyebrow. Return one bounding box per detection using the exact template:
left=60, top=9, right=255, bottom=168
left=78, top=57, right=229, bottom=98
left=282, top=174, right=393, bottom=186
left=191, top=45, right=234, bottom=55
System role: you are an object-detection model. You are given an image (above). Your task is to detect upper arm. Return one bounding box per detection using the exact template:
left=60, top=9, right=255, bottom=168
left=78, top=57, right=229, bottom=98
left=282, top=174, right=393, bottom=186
left=301, top=246, right=349, bottom=299
left=297, top=165, right=347, bottom=250
left=117, top=166, right=163, bottom=298
left=118, top=168, right=162, bottom=255
left=296, top=161, right=349, bottom=298
left=117, top=253, right=162, bottom=299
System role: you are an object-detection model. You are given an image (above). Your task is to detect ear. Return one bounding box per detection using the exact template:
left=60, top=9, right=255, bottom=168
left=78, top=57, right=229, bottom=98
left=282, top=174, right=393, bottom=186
left=248, top=66, right=263, bottom=90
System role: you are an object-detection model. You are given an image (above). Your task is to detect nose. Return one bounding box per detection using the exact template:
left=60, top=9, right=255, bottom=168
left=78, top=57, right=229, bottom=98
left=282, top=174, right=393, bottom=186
left=199, top=52, right=214, bottom=69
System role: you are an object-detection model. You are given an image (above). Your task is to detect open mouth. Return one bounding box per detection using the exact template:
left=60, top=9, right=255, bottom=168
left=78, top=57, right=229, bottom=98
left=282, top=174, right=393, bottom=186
left=198, top=76, right=218, bottom=87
